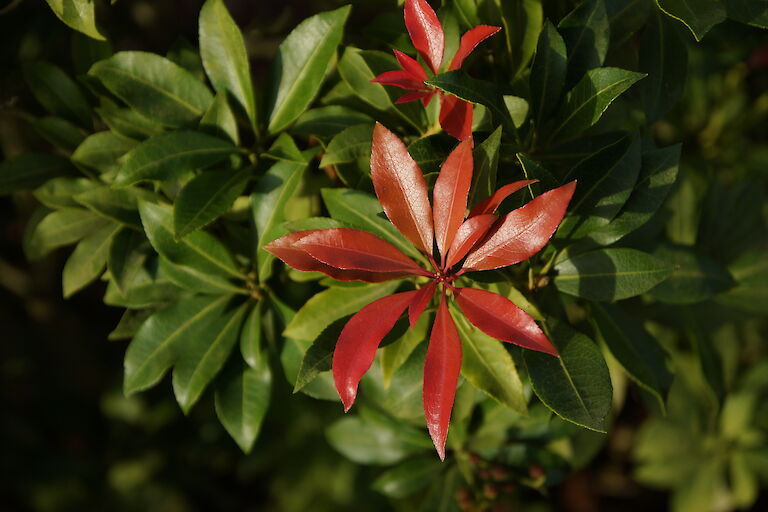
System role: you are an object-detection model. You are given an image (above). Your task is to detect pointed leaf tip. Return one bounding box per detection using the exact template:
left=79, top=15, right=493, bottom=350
left=433, top=138, right=474, bottom=261
left=404, top=0, right=445, bottom=75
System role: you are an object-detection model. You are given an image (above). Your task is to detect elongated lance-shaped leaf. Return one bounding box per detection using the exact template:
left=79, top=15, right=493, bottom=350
left=450, top=25, right=501, bottom=71
left=439, top=94, right=473, bottom=141
left=215, top=359, right=271, bottom=453
left=0, top=153, right=72, bottom=195
left=409, top=282, right=436, bottom=327
left=468, top=180, right=538, bottom=217
left=463, top=182, right=576, bottom=271
left=656, top=0, right=726, bottom=41
left=468, top=127, right=502, bottom=209
left=370, top=123, right=435, bottom=255
left=404, top=0, right=445, bottom=74
left=433, top=138, right=473, bottom=262
left=445, top=215, right=497, bottom=269
left=424, top=296, right=462, bottom=460
left=23, top=61, right=92, bottom=127
left=62, top=223, right=122, bottom=298
left=558, top=0, right=610, bottom=85
left=530, top=20, right=567, bottom=129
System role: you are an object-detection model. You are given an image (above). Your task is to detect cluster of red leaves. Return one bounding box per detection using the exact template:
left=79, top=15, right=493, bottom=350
left=372, top=0, right=500, bottom=140
left=267, top=123, right=576, bottom=459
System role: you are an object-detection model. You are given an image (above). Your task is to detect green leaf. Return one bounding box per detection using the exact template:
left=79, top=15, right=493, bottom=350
left=0, top=153, right=72, bottom=195
left=44, top=0, right=106, bottom=40
left=524, top=319, right=612, bottom=432
left=717, top=250, right=768, bottom=314
left=95, top=102, right=164, bottom=140
left=89, top=52, right=214, bottom=127
left=500, top=0, right=543, bottom=77
left=291, top=106, right=373, bottom=141
left=166, top=37, right=206, bottom=79
left=407, top=135, right=455, bottom=175
left=173, top=168, right=250, bottom=238
left=104, top=253, right=182, bottom=309
left=25, top=208, right=108, bottom=260
left=557, top=135, right=641, bottom=239
left=158, top=257, right=245, bottom=295
left=107, top=228, right=144, bottom=294
left=656, top=0, right=726, bottom=41
left=530, top=20, right=567, bottom=129
left=63, top=223, right=122, bottom=297
left=75, top=186, right=153, bottom=229
left=468, top=127, right=502, bottom=209
left=724, top=0, right=768, bottom=28
left=71, top=131, right=137, bottom=176
left=24, top=60, right=92, bottom=127
left=639, top=12, right=688, bottom=123
left=590, top=303, right=671, bottom=410
left=293, top=318, right=347, bottom=393
left=71, top=31, right=112, bottom=75
left=240, top=301, right=265, bottom=369
left=319, top=123, right=374, bottom=168
left=34, top=177, right=96, bottom=208
left=267, top=6, right=351, bottom=133
left=215, top=359, right=271, bottom=453
left=115, top=130, right=235, bottom=186
left=321, top=188, right=422, bottom=261
left=452, top=307, right=527, bottom=413
left=30, top=116, right=86, bottom=152
left=372, top=457, right=442, bottom=498
left=199, top=0, right=257, bottom=127
left=200, top=93, right=239, bottom=144
left=648, top=244, right=735, bottom=304
left=326, top=414, right=428, bottom=465
left=558, top=0, right=610, bottom=84
left=551, top=68, right=645, bottom=141
left=124, top=294, right=232, bottom=395
left=380, top=312, right=431, bottom=389
left=555, top=248, right=672, bottom=301
left=606, top=0, right=654, bottom=44
left=586, top=144, right=681, bottom=245
left=252, top=144, right=310, bottom=282
left=284, top=282, right=400, bottom=341
left=108, top=309, right=153, bottom=341
left=139, top=201, right=244, bottom=280
left=173, top=299, right=248, bottom=412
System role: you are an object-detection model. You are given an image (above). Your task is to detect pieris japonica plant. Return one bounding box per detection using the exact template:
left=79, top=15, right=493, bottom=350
left=3, top=0, right=767, bottom=510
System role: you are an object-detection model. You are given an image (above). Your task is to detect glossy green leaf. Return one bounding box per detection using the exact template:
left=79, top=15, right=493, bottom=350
left=107, top=228, right=145, bottom=294
left=173, top=299, right=248, bottom=412
left=717, top=250, right=768, bottom=314
left=239, top=301, right=265, bottom=369
left=267, top=6, right=351, bottom=133
left=72, top=131, right=137, bottom=177
left=648, top=244, right=734, bottom=304
left=372, top=457, right=442, bottom=498
left=380, top=312, right=431, bottom=389
left=530, top=20, right=567, bottom=129
left=215, top=359, right=271, bottom=453
left=124, top=294, right=232, bottom=395
left=551, top=68, right=645, bottom=141
left=34, top=177, right=96, bottom=209
left=326, top=414, right=428, bottom=465
left=200, top=93, right=239, bottom=144
left=319, top=123, right=374, bottom=167
left=89, top=52, right=214, bottom=127
left=62, top=223, right=122, bottom=297
left=500, top=0, right=543, bottom=77
left=0, top=153, right=72, bottom=195
left=452, top=307, right=527, bottom=413
left=44, top=0, right=106, bottom=40
left=524, top=319, right=612, bottom=432
left=158, top=256, right=246, bottom=295
left=199, top=0, right=257, bottom=127
left=656, top=0, right=726, bottom=41
left=555, top=248, right=672, bottom=301
left=23, top=60, right=92, bottom=127
left=104, top=253, right=182, bottom=309
left=468, top=127, right=502, bottom=209
left=75, top=186, right=153, bottom=229
left=115, top=130, right=235, bottom=186
left=558, top=0, right=610, bottom=84
left=291, top=106, right=373, bottom=141
left=173, top=168, right=250, bottom=238
left=284, top=282, right=400, bottom=341
left=591, top=303, right=672, bottom=410
left=31, top=116, right=86, bottom=152
left=293, top=318, right=347, bottom=393
left=108, top=309, right=153, bottom=342
left=25, top=208, right=108, bottom=260
left=95, top=102, right=164, bottom=140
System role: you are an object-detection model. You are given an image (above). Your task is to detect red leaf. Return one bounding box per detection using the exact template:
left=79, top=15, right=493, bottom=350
left=409, top=281, right=436, bottom=327
left=454, top=287, right=557, bottom=355
left=463, top=182, right=576, bottom=271
left=371, top=70, right=425, bottom=90
left=333, top=291, right=418, bottom=411
left=433, top=138, right=473, bottom=263
left=393, top=49, right=428, bottom=81
left=264, top=231, right=409, bottom=283
left=371, top=123, right=435, bottom=255
left=295, top=228, right=429, bottom=276
left=396, top=91, right=434, bottom=104
left=468, top=180, right=538, bottom=217
left=445, top=214, right=497, bottom=269
left=423, top=296, right=462, bottom=460
left=404, top=0, right=444, bottom=75
left=439, top=94, right=473, bottom=141
left=449, top=25, right=501, bottom=71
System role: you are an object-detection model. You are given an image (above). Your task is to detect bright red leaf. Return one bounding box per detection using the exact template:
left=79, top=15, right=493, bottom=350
left=449, top=25, right=502, bottom=71
left=468, top=180, right=538, bottom=217
left=409, top=281, right=436, bottom=327
left=439, top=94, right=474, bottom=141
left=445, top=214, right=497, bottom=269
left=370, top=70, right=427, bottom=91
left=433, top=138, right=473, bottom=262
left=393, top=49, right=427, bottom=81
left=403, top=0, right=444, bottom=75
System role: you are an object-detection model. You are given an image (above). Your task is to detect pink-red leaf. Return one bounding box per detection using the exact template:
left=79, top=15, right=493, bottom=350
left=409, top=281, right=436, bottom=327
left=463, top=181, right=576, bottom=271
left=393, top=49, right=428, bottom=82
left=264, top=232, right=409, bottom=283
left=433, top=138, right=473, bottom=263
left=370, top=123, right=435, bottom=255
left=295, top=228, right=429, bottom=276
left=371, top=70, right=426, bottom=90
left=396, top=91, right=434, bottom=104
left=404, top=0, right=444, bottom=75
left=445, top=214, right=497, bottom=269
left=333, top=291, right=418, bottom=411
left=423, top=296, right=462, bottom=460
left=468, top=180, right=538, bottom=217
left=455, top=287, right=557, bottom=355
left=439, top=94, right=473, bottom=141
left=449, top=25, right=501, bottom=71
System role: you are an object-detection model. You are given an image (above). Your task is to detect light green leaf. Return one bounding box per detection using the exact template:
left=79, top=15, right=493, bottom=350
left=200, top=93, right=239, bottom=144
left=89, top=51, right=214, bottom=127
left=75, top=186, right=153, bottom=229
left=72, top=131, right=137, bottom=177
left=240, top=300, right=265, bottom=369
left=199, top=0, right=257, bottom=127
left=648, top=244, right=734, bottom=304
left=158, top=256, right=246, bottom=295
left=173, top=168, right=250, bottom=238
left=291, top=106, right=373, bottom=141
left=372, top=457, right=442, bottom=498
left=62, top=223, right=122, bottom=297
left=95, top=102, right=164, bottom=140
left=326, top=414, right=429, bottom=466
left=215, top=359, right=271, bottom=453
left=44, top=0, right=106, bottom=40
left=34, top=177, right=96, bottom=209
left=24, top=60, right=92, bottom=127
left=380, top=312, right=431, bottom=389
left=25, top=208, right=108, bottom=260
left=267, top=6, right=351, bottom=133
left=500, top=0, right=543, bottom=78
left=656, top=0, right=726, bottom=41
left=0, top=153, right=72, bottom=195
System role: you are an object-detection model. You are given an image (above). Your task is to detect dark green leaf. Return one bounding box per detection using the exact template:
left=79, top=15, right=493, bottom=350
left=607, top=0, right=654, bottom=44
left=407, top=135, right=455, bottom=175
left=656, top=0, right=726, bottom=41
left=500, top=0, right=543, bottom=77
left=215, top=359, right=271, bottom=453
left=173, top=168, right=250, bottom=238
left=107, top=228, right=145, bottom=294
left=717, top=250, right=768, bottom=314
left=34, top=177, right=96, bottom=208
left=62, top=223, right=122, bottom=297
left=44, top=0, right=106, bottom=40
left=648, top=244, right=735, bottom=304
left=723, top=0, right=768, bottom=28
left=115, top=130, right=235, bottom=186
left=75, top=186, right=154, bottom=229
left=380, top=312, right=431, bottom=388
left=319, top=123, right=374, bottom=168
left=71, top=31, right=112, bottom=75
left=293, top=318, right=348, bottom=393
left=524, top=319, right=612, bottom=432
left=267, top=6, right=351, bottom=133
left=0, top=153, right=72, bottom=195
left=468, top=127, right=502, bottom=209
left=291, top=106, right=373, bottom=141
left=23, top=60, right=92, bottom=127
left=89, top=52, right=214, bottom=127
left=199, top=0, right=258, bottom=127
left=554, top=248, right=672, bottom=301
left=30, top=116, right=86, bottom=152
left=95, top=102, right=164, bottom=140
left=530, top=20, right=568, bottom=129
left=108, top=309, right=152, bottom=341
left=104, top=254, right=182, bottom=309
left=158, top=256, right=246, bottom=295
left=372, top=457, right=442, bottom=498
left=558, top=0, right=610, bottom=84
